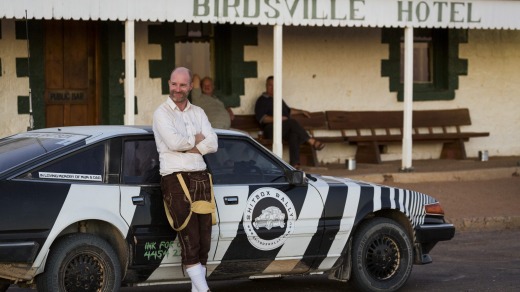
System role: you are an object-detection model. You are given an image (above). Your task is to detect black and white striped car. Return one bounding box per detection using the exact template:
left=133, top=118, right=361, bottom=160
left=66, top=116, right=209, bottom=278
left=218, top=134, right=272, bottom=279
left=0, top=126, right=455, bottom=292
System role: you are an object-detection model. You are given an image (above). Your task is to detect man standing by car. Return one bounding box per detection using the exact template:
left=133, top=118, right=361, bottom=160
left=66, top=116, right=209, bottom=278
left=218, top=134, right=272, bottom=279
left=153, top=67, right=218, bottom=292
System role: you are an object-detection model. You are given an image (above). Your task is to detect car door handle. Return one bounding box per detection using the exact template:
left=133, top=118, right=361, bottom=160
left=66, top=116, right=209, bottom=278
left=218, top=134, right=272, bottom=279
left=132, top=196, right=145, bottom=206
left=224, top=196, right=238, bottom=205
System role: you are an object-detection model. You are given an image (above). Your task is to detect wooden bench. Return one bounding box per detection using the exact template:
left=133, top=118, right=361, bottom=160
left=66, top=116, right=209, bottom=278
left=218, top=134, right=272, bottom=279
left=230, top=112, right=328, bottom=166
left=325, top=109, right=490, bottom=163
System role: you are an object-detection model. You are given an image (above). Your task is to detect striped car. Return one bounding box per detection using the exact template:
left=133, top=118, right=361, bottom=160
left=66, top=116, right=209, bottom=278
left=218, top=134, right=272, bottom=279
left=0, top=126, right=455, bottom=292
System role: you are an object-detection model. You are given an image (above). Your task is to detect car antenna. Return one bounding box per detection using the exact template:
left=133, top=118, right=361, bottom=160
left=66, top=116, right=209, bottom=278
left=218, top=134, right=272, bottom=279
left=25, top=10, right=34, bottom=131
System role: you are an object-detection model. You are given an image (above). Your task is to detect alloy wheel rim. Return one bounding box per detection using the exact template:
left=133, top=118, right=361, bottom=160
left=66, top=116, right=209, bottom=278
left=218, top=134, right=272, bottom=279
left=62, top=252, right=104, bottom=292
left=365, top=235, right=400, bottom=280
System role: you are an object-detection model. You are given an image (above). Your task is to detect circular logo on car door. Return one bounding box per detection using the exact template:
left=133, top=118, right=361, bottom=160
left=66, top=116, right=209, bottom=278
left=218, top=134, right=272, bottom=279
left=243, top=187, right=296, bottom=250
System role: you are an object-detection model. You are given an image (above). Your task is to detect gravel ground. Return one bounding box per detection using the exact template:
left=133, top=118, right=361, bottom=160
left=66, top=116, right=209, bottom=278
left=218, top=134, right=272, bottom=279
left=307, top=156, right=520, bottom=231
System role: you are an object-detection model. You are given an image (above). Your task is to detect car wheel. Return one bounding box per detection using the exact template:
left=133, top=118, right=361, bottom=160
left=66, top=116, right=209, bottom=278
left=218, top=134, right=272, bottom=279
left=36, top=233, right=121, bottom=292
left=350, top=217, right=413, bottom=292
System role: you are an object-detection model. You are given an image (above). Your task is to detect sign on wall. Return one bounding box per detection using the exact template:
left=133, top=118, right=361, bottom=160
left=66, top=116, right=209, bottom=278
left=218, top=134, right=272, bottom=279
left=46, top=90, right=87, bottom=104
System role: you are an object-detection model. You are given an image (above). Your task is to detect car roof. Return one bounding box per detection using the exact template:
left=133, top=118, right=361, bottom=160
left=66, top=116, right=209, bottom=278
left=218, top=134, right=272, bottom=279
left=29, top=125, right=249, bottom=143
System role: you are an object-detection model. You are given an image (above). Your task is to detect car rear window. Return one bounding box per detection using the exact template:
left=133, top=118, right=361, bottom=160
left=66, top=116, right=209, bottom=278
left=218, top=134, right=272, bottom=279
left=0, top=132, right=87, bottom=173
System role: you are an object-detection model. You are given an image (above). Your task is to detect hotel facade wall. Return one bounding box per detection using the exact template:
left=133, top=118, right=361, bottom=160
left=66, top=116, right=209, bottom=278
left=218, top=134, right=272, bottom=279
left=241, top=26, right=520, bottom=163
left=0, top=20, right=32, bottom=135
left=1, top=20, right=519, bottom=163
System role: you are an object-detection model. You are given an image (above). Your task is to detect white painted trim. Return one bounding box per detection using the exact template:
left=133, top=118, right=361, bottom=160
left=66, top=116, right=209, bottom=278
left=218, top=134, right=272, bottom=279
left=402, top=26, right=414, bottom=170
left=125, top=20, right=135, bottom=126
left=4, top=0, right=520, bottom=30
left=273, top=24, right=283, bottom=159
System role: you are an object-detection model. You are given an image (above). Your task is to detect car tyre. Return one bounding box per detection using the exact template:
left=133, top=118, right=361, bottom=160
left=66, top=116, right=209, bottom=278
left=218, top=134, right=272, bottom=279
left=350, top=217, right=413, bottom=292
left=36, top=233, right=121, bottom=292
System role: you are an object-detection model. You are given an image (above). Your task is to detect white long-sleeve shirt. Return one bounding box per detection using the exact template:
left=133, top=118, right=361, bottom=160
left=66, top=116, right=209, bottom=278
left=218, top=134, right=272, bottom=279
left=153, top=97, right=218, bottom=175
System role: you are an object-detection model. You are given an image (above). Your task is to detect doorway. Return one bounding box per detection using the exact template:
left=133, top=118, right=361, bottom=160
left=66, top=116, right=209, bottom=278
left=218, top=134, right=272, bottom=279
left=44, top=20, right=99, bottom=127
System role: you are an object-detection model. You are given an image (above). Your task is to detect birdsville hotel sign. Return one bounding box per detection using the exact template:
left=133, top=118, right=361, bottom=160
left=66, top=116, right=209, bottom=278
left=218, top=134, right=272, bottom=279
left=5, top=0, right=520, bottom=30
left=191, top=0, right=484, bottom=27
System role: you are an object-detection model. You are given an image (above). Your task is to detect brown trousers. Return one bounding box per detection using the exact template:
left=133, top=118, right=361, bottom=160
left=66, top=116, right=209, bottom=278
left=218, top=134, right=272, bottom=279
left=161, top=170, right=212, bottom=265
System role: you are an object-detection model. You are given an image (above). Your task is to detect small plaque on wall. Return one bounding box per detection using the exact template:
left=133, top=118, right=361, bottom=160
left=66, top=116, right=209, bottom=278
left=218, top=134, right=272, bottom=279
left=46, top=90, right=87, bottom=104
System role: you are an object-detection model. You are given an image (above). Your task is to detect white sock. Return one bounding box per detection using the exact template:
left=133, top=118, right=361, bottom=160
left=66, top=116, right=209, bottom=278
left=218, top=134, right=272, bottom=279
left=199, top=266, right=208, bottom=292
left=186, top=264, right=209, bottom=292
left=186, top=265, right=198, bottom=292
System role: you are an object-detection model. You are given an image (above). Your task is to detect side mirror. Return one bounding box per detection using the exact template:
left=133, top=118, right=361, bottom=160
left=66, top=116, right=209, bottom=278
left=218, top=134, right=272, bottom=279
left=287, top=170, right=307, bottom=186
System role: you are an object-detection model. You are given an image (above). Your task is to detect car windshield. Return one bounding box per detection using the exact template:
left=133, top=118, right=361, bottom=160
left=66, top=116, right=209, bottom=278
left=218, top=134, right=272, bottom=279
left=0, top=132, right=87, bottom=173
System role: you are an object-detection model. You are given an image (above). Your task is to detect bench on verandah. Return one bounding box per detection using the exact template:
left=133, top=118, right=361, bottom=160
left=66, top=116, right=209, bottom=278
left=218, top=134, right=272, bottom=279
left=230, top=112, right=328, bottom=166
left=325, top=109, right=490, bottom=164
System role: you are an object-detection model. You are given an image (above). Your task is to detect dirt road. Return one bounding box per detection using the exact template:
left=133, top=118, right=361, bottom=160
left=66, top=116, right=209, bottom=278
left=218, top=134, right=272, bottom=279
left=387, top=177, right=520, bottom=230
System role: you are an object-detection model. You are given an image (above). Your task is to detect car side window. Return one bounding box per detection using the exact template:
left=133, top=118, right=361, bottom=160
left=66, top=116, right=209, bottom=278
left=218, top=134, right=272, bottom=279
left=205, top=137, right=287, bottom=185
left=22, top=143, right=106, bottom=183
left=122, top=139, right=160, bottom=184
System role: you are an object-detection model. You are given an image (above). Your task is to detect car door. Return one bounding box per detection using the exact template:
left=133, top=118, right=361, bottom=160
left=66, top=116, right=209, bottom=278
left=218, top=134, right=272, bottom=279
left=118, top=136, right=219, bottom=282
left=118, top=137, right=178, bottom=281
left=205, top=136, right=325, bottom=278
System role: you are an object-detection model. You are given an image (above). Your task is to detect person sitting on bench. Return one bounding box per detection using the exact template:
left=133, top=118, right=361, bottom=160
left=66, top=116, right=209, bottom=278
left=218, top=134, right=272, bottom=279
left=254, top=76, right=325, bottom=169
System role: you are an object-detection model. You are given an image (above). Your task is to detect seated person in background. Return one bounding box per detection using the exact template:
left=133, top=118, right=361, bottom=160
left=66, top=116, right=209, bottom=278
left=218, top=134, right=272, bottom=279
left=192, top=74, right=234, bottom=129
left=254, top=75, right=325, bottom=169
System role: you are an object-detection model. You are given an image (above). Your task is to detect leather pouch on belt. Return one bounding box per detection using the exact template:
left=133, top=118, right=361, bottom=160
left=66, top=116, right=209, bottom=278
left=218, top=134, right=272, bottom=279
left=164, top=173, right=217, bottom=232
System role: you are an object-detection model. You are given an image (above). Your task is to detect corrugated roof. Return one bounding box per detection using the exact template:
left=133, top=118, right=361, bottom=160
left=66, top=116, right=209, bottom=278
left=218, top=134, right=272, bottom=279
left=2, top=0, right=520, bottom=30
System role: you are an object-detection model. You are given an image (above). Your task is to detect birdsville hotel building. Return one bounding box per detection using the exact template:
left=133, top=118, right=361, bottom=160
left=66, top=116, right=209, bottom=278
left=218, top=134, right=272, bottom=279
left=1, top=0, right=519, bottom=166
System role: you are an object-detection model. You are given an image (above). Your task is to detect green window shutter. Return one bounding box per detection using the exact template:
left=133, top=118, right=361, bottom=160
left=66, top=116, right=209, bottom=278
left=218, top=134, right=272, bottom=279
left=100, top=22, right=125, bottom=125
left=214, top=25, right=258, bottom=107
left=148, top=23, right=176, bottom=95
left=381, top=28, right=468, bottom=101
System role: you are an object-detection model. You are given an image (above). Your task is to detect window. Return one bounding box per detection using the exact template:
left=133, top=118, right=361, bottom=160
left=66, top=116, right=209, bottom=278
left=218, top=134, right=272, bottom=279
left=399, top=35, right=432, bottom=83
left=148, top=23, right=257, bottom=109
left=0, top=132, right=87, bottom=173
left=23, top=143, right=105, bottom=183
left=382, top=28, right=468, bottom=101
left=174, top=23, right=212, bottom=79
left=205, top=137, right=286, bottom=185
left=122, top=139, right=160, bottom=185
left=175, top=42, right=211, bottom=79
